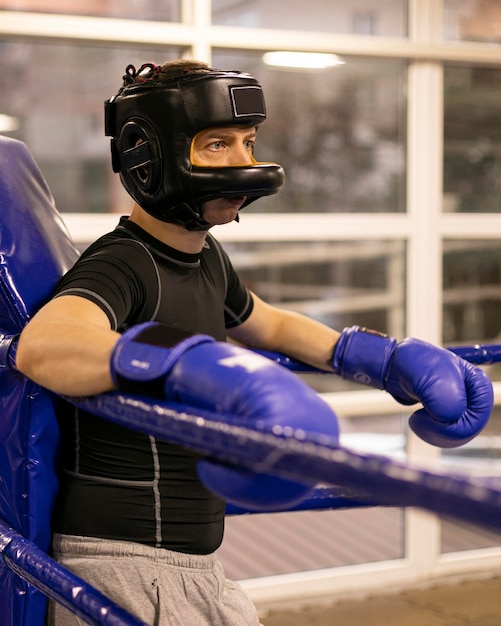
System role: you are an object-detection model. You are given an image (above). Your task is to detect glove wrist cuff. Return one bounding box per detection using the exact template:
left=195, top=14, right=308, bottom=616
left=111, top=322, right=214, bottom=396
left=332, top=325, right=397, bottom=389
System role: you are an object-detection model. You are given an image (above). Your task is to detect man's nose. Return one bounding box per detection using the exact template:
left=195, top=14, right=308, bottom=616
left=228, top=144, right=253, bottom=166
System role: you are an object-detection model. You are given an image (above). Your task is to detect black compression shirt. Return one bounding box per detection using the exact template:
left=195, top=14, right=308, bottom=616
left=52, top=217, right=254, bottom=554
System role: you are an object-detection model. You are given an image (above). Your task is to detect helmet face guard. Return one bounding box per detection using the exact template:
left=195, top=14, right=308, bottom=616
left=105, top=66, right=285, bottom=230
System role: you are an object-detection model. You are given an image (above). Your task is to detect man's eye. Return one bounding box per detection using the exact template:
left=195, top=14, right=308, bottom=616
left=210, top=141, right=224, bottom=150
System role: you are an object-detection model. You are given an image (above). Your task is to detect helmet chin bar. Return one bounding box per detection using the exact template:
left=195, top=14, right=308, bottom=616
left=105, top=66, right=285, bottom=229
left=143, top=162, right=286, bottom=231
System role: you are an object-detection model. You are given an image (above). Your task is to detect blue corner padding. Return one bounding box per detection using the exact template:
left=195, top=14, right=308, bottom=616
left=0, top=135, right=79, bottom=626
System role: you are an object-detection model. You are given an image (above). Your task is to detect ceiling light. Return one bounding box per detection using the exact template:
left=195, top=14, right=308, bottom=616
left=263, top=51, right=345, bottom=70
left=0, top=114, right=20, bottom=133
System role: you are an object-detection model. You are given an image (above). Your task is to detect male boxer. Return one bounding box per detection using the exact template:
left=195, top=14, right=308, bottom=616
left=16, top=60, right=493, bottom=625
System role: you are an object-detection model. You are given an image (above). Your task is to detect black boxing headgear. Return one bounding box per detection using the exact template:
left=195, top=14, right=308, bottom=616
left=104, top=63, right=285, bottom=230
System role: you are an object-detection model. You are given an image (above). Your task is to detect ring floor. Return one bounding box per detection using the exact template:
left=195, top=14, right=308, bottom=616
left=259, top=574, right=501, bottom=625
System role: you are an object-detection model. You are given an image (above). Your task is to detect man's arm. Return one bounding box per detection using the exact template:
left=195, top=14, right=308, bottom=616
left=228, top=291, right=493, bottom=447
left=227, top=291, right=340, bottom=372
left=16, top=295, right=120, bottom=397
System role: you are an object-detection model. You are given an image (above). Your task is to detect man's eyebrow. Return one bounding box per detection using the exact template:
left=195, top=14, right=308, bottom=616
left=201, top=128, right=257, bottom=139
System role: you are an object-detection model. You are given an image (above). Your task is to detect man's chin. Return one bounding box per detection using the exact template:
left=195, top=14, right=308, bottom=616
left=203, top=208, right=240, bottom=226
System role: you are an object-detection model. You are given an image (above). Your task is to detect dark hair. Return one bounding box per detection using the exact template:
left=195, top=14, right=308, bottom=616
left=122, top=59, right=211, bottom=86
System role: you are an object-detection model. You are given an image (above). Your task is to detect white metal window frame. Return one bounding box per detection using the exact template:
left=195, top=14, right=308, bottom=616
left=1, top=0, right=501, bottom=608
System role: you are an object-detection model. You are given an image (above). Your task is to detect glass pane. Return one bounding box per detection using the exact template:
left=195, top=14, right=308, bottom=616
left=212, top=0, right=408, bottom=37
left=440, top=406, right=501, bottom=553
left=219, top=412, right=406, bottom=579
left=221, top=509, right=405, bottom=579
left=225, top=238, right=406, bottom=393
left=443, top=65, right=501, bottom=213
left=0, top=0, right=180, bottom=20
left=214, top=50, right=407, bottom=213
left=442, top=238, right=501, bottom=551
left=443, top=239, right=501, bottom=352
left=0, top=41, right=182, bottom=213
left=444, top=0, right=501, bottom=43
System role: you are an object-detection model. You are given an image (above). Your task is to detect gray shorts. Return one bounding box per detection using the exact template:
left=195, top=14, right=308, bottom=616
left=47, top=533, right=261, bottom=626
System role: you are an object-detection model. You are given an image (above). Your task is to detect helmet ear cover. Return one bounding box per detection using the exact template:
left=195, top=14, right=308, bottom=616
left=114, top=118, right=162, bottom=195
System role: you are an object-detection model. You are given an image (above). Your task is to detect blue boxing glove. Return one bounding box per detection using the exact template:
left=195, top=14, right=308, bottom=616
left=111, top=322, right=339, bottom=510
left=332, top=326, right=493, bottom=448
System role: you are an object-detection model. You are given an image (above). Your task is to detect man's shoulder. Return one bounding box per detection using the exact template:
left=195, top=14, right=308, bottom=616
left=81, top=224, right=150, bottom=260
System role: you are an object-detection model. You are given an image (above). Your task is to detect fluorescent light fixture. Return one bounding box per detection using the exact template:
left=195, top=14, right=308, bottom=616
left=0, top=114, right=20, bottom=133
left=263, top=51, right=345, bottom=70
